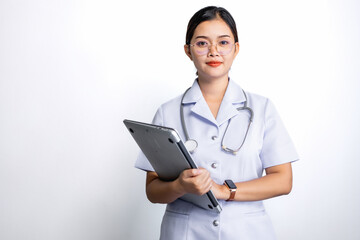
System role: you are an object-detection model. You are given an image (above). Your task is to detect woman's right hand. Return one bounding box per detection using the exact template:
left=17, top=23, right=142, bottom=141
left=175, top=168, right=212, bottom=196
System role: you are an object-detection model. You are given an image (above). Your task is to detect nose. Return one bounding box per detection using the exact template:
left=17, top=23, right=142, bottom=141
left=208, top=44, right=219, bottom=57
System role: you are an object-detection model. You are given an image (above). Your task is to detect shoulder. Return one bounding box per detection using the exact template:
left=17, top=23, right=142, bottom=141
left=243, top=90, right=282, bottom=125
left=245, top=90, right=271, bottom=109
left=158, top=94, right=183, bottom=112
left=151, top=93, right=183, bottom=126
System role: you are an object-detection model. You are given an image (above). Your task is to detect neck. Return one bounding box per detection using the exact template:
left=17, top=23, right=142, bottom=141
left=197, top=75, right=229, bottom=101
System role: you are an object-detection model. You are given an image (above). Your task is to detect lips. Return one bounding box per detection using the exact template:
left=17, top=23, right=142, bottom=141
left=206, top=61, right=222, bottom=67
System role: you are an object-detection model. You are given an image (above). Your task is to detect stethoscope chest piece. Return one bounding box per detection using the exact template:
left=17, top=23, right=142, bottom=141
left=184, top=139, right=198, bottom=154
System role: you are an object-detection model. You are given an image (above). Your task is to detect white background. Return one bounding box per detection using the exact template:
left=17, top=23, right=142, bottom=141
left=0, top=0, right=359, bottom=239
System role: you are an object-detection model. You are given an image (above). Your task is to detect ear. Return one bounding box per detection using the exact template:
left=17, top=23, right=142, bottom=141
left=233, top=42, right=240, bottom=58
left=184, top=44, right=193, bottom=61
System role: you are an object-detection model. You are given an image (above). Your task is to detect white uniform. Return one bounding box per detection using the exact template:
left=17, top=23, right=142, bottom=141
left=135, top=79, right=299, bottom=240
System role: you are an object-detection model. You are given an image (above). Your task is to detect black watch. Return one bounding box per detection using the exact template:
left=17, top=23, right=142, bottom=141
left=224, top=179, right=237, bottom=201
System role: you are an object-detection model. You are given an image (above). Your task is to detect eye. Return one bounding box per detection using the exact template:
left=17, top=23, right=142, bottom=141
left=219, top=40, right=230, bottom=46
left=195, top=41, right=209, bottom=47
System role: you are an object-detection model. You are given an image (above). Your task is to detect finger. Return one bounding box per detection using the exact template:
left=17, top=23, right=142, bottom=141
left=200, top=180, right=212, bottom=195
left=204, top=176, right=213, bottom=189
left=205, top=183, right=212, bottom=194
left=197, top=169, right=211, bottom=183
left=198, top=174, right=212, bottom=192
left=184, top=168, right=203, bottom=178
left=181, top=169, right=194, bottom=178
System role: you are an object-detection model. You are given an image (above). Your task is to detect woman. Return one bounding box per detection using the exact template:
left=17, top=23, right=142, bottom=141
left=135, top=6, right=298, bottom=240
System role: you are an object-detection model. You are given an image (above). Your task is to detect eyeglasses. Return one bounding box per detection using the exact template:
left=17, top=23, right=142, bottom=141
left=189, top=40, right=235, bottom=56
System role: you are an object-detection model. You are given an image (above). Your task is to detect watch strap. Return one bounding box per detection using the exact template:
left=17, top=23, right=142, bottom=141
left=224, top=180, right=237, bottom=201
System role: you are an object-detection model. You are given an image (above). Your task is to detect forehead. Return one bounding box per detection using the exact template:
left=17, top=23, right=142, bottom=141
left=192, top=18, right=234, bottom=39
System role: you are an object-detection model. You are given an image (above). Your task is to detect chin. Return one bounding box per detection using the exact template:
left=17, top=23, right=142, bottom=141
left=198, top=70, right=228, bottom=80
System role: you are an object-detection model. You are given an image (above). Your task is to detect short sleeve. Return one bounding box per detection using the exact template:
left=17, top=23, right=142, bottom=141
left=134, top=106, right=164, bottom=172
left=260, top=99, right=299, bottom=168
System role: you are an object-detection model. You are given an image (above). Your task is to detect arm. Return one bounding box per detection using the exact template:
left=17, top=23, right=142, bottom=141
left=212, top=162, right=293, bottom=201
left=145, top=168, right=213, bottom=204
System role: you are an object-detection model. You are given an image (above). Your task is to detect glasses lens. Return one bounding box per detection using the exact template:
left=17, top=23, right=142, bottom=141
left=191, top=40, right=234, bottom=56
left=193, top=40, right=209, bottom=55
left=217, top=40, right=234, bottom=55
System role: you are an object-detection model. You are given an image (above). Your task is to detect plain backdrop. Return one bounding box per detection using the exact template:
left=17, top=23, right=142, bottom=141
left=0, top=0, right=359, bottom=239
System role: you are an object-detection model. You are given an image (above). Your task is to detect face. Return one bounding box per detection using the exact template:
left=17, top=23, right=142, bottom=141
left=185, top=18, right=239, bottom=81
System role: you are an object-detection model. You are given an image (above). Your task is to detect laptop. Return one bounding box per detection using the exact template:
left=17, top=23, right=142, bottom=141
left=124, top=119, right=222, bottom=213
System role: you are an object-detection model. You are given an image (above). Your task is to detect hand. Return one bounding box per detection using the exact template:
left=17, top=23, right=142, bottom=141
left=210, top=180, right=228, bottom=200
left=176, top=168, right=212, bottom=196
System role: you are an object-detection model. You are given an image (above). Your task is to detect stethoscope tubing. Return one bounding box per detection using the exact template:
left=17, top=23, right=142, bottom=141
left=180, top=87, right=253, bottom=155
left=180, top=87, right=192, bottom=142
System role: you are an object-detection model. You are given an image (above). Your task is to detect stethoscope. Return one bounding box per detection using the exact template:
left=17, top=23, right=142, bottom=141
left=180, top=87, right=254, bottom=155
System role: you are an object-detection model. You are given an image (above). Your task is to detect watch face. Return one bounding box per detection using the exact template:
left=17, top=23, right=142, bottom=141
left=225, top=180, right=237, bottom=189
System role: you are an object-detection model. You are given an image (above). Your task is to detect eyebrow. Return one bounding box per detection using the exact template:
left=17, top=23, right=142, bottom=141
left=195, top=35, right=231, bottom=40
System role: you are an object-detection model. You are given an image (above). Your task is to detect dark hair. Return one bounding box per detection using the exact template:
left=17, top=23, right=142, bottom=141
left=185, top=6, right=239, bottom=45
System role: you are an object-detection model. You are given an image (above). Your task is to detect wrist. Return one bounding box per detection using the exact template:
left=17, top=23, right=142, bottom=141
left=224, top=180, right=237, bottom=201
left=220, top=184, right=230, bottom=200
left=173, top=178, right=186, bottom=197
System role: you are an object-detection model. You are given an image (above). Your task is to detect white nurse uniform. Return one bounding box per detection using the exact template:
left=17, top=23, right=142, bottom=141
left=135, top=78, right=299, bottom=240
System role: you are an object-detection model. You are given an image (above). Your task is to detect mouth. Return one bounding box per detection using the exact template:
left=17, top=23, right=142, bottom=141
left=206, top=61, right=222, bottom=67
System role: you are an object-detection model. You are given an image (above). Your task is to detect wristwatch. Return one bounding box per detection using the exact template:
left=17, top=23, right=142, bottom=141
left=224, top=179, right=237, bottom=201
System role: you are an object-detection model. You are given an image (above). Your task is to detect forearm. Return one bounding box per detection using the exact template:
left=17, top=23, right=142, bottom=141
left=215, top=163, right=293, bottom=201
left=146, top=176, right=185, bottom=204
left=238, top=173, right=292, bottom=201
left=145, top=169, right=212, bottom=204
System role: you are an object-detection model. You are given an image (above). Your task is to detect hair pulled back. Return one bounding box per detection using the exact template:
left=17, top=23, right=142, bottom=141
left=185, top=6, right=239, bottom=45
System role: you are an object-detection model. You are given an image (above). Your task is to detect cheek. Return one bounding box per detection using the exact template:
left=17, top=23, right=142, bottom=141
left=192, top=59, right=203, bottom=71
left=190, top=54, right=204, bottom=67
left=224, top=55, right=236, bottom=67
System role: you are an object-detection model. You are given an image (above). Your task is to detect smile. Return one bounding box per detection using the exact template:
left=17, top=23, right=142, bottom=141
left=206, top=61, right=222, bottom=67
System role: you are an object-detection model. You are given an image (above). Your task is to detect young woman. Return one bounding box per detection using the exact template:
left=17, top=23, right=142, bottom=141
left=135, top=6, right=298, bottom=240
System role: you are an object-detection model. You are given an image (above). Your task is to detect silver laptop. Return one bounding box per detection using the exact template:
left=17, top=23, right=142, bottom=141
left=124, top=119, right=222, bottom=213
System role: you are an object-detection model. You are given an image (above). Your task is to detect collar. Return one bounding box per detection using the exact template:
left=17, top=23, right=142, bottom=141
left=181, top=78, right=246, bottom=104
left=181, top=78, right=247, bottom=126
left=181, top=79, right=203, bottom=104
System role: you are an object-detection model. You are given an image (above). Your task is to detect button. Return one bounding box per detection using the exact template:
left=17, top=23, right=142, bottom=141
left=213, top=220, right=219, bottom=226
left=211, top=136, right=218, bottom=140
left=211, top=163, right=218, bottom=169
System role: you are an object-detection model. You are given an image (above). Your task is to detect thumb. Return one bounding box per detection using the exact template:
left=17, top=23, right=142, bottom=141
left=183, top=168, right=203, bottom=177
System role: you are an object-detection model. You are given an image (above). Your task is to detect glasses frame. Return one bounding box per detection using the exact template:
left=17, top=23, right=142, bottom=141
left=188, top=40, right=236, bottom=56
